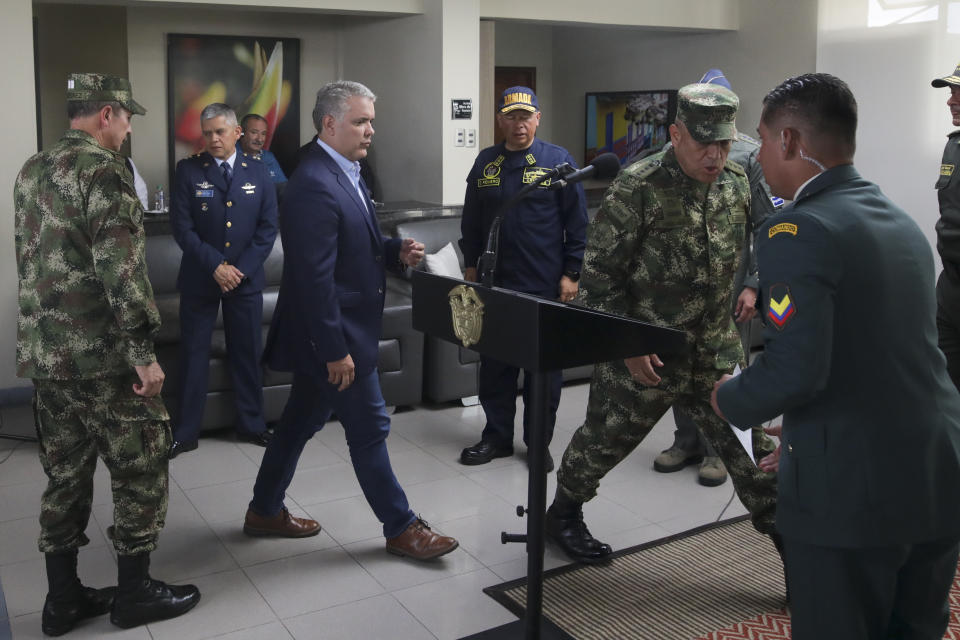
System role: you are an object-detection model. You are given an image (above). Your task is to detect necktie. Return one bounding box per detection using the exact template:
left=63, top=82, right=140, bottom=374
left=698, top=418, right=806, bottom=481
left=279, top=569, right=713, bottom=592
left=221, top=161, right=232, bottom=187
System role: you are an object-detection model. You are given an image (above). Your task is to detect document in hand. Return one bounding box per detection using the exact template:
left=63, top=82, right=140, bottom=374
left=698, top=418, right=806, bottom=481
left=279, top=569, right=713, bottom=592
left=726, top=365, right=756, bottom=465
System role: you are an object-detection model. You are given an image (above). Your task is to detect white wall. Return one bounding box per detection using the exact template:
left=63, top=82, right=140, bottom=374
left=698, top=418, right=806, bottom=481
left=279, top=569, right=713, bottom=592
left=340, top=12, right=443, bottom=202
left=550, top=0, right=818, bottom=166
left=35, top=4, right=128, bottom=151
left=1, top=0, right=37, bottom=390
left=126, top=6, right=344, bottom=195
left=480, top=0, right=739, bottom=30
left=818, top=0, right=954, bottom=266
left=494, top=21, right=555, bottom=144
left=440, top=0, right=481, bottom=204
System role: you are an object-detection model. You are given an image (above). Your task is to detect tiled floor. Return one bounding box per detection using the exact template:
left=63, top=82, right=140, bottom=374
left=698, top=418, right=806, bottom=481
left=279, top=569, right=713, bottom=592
left=0, top=381, right=753, bottom=639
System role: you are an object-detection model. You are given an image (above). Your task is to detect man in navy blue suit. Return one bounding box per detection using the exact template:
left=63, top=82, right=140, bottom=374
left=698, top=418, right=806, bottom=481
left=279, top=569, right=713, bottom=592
left=243, top=81, right=458, bottom=561
left=169, top=103, right=279, bottom=458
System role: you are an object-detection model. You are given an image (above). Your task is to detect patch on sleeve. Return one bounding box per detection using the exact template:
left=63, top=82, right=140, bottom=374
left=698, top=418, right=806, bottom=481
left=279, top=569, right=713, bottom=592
left=768, top=222, right=797, bottom=239
left=767, top=283, right=796, bottom=330
left=942, top=164, right=955, bottom=177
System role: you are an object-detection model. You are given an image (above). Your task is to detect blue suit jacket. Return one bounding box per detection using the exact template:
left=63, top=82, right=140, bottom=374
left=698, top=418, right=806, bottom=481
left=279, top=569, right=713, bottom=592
left=263, top=143, right=402, bottom=379
left=718, top=165, right=960, bottom=548
left=170, top=151, right=278, bottom=297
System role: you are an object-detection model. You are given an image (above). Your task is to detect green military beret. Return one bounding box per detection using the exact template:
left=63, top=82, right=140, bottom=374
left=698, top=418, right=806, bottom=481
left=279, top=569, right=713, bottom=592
left=932, top=62, right=960, bottom=88
left=676, top=83, right=738, bottom=143
left=66, top=72, right=146, bottom=116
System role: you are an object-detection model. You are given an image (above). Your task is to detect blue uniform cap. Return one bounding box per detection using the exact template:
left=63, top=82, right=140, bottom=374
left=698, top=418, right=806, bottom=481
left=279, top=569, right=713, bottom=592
left=698, top=68, right=732, bottom=91
left=499, top=86, right=539, bottom=113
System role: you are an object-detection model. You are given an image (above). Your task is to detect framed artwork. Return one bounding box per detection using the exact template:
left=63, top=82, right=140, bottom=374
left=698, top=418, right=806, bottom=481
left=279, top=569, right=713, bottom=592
left=166, top=33, right=300, bottom=185
left=585, top=90, right=678, bottom=168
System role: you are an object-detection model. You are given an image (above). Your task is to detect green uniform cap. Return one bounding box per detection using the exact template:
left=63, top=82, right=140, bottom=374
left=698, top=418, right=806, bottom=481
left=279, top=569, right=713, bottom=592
left=932, top=62, right=960, bottom=88
left=66, top=72, right=146, bottom=116
left=676, top=83, right=738, bottom=143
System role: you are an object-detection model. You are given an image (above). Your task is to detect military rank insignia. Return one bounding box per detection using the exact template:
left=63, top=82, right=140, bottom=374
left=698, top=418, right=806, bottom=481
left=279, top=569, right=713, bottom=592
left=767, top=283, right=796, bottom=330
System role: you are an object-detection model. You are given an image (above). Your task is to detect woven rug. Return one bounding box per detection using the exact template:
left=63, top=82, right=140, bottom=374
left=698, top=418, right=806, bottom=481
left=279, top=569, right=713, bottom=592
left=484, top=516, right=960, bottom=640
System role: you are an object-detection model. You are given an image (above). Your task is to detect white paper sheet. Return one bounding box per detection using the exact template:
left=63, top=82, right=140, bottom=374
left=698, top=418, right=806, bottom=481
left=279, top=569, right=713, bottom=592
left=727, top=364, right=756, bottom=465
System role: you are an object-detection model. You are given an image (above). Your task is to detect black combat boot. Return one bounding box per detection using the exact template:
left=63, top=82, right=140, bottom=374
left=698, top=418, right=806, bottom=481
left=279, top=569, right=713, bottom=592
left=41, top=549, right=115, bottom=636
left=770, top=531, right=791, bottom=605
left=110, top=553, right=201, bottom=629
left=545, top=489, right=613, bottom=564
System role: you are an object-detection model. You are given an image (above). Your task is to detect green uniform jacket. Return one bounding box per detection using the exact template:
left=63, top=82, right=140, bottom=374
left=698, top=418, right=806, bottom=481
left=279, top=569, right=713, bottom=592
left=581, top=146, right=750, bottom=391
left=14, top=129, right=161, bottom=379
left=718, top=164, right=960, bottom=547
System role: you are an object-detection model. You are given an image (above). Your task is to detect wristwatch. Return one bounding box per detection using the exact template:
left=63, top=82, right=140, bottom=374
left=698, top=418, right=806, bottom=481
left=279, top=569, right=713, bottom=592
left=563, top=269, right=581, bottom=282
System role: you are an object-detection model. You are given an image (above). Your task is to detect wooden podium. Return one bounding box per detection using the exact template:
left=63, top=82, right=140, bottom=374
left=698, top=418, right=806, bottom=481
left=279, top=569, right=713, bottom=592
left=412, top=271, right=686, bottom=640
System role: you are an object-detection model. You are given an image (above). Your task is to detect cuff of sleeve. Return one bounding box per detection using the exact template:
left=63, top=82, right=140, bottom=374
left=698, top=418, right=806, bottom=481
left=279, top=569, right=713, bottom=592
left=127, top=340, right=156, bottom=367
left=743, top=274, right=760, bottom=289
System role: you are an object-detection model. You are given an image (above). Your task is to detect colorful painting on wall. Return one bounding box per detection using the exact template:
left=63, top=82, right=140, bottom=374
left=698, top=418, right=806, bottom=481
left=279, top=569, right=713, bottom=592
left=585, top=90, right=678, bottom=168
left=166, top=33, right=300, bottom=183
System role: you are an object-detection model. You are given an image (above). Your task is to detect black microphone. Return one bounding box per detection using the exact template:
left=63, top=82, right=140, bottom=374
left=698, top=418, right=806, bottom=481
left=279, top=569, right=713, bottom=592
left=553, top=152, right=621, bottom=188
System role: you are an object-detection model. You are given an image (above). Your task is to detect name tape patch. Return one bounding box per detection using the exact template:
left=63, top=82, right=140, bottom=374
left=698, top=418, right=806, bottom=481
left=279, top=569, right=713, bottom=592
left=768, top=222, right=798, bottom=239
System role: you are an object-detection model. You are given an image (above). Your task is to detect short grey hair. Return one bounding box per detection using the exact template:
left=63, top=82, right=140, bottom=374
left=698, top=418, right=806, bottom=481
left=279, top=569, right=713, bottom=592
left=312, top=81, right=376, bottom=130
left=200, top=103, right=238, bottom=126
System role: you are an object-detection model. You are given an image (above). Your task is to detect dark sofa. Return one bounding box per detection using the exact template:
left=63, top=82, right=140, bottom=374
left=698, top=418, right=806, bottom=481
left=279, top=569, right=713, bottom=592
left=145, top=233, right=423, bottom=432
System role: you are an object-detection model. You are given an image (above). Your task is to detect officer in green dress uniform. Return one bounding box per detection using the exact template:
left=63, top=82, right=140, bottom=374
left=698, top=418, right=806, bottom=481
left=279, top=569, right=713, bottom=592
left=714, top=73, right=960, bottom=640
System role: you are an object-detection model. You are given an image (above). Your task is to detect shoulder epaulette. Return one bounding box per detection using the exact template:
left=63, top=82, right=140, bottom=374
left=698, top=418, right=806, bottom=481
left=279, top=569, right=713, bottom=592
left=949, top=129, right=960, bottom=139
left=625, top=159, right=662, bottom=181
left=724, top=159, right=747, bottom=177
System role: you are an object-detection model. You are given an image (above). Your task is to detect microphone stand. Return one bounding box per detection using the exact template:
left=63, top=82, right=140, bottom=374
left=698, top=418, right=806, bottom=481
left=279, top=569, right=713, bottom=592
left=477, top=163, right=577, bottom=287
left=464, top=162, right=580, bottom=640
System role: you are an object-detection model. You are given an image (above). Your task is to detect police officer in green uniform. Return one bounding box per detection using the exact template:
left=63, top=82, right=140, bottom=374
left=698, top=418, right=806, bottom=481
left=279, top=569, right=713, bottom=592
left=545, top=84, right=779, bottom=565
left=714, top=73, right=960, bottom=640
left=14, top=72, right=200, bottom=635
left=932, top=63, right=960, bottom=392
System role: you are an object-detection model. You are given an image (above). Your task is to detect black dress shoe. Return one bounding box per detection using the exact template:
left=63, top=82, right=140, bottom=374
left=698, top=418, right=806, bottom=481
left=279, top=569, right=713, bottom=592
left=168, top=440, right=198, bottom=460
left=239, top=430, right=273, bottom=447
left=460, top=440, right=514, bottom=465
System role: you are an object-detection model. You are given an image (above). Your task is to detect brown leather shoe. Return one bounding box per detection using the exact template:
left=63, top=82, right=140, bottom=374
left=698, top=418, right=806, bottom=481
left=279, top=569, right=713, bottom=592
left=243, top=507, right=321, bottom=538
left=386, top=518, right=458, bottom=560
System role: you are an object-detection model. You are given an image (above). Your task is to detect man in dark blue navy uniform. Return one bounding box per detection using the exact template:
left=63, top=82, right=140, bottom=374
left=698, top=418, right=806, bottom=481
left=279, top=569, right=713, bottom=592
left=169, top=103, right=279, bottom=458
left=458, top=87, right=588, bottom=469
left=713, top=74, right=960, bottom=640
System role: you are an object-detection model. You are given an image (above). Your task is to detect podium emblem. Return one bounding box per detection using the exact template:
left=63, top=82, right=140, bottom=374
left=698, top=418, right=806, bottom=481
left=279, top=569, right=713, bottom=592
left=447, top=285, right=485, bottom=347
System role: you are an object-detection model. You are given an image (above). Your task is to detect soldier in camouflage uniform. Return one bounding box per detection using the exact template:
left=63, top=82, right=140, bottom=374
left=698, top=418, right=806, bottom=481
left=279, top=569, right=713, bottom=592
left=545, top=84, right=780, bottom=566
left=14, top=72, right=199, bottom=635
left=657, top=69, right=782, bottom=487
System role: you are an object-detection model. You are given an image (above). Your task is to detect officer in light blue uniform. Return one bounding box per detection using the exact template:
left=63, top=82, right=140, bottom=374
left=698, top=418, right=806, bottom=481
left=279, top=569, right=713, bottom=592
left=459, top=86, right=588, bottom=469
left=169, top=103, right=278, bottom=458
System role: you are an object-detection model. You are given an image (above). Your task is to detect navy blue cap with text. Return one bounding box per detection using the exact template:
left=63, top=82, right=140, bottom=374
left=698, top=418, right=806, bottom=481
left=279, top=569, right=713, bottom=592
left=499, top=86, right=539, bottom=113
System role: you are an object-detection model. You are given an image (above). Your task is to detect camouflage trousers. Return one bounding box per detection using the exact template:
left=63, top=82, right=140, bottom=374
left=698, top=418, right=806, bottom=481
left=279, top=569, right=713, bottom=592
left=557, top=359, right=779, bottom=534
left=33, top=375, right=171, bottom=556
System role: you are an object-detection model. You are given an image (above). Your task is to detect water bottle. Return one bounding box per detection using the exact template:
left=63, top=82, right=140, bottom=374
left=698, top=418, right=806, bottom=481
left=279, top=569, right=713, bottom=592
left=154, top=185, right=165, bottom=212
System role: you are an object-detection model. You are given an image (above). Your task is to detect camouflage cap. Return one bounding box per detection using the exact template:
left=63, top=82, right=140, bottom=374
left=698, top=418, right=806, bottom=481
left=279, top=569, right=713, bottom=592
left=66, top=72, right=146, bottom=116
left=932, top=62, right=960, bottom=88
left=676, top=83, right=738, bottom=143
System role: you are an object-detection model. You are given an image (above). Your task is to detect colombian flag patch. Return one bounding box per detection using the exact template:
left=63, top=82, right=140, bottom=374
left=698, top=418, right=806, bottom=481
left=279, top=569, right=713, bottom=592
left=767, top=284, right=796, bottom=330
